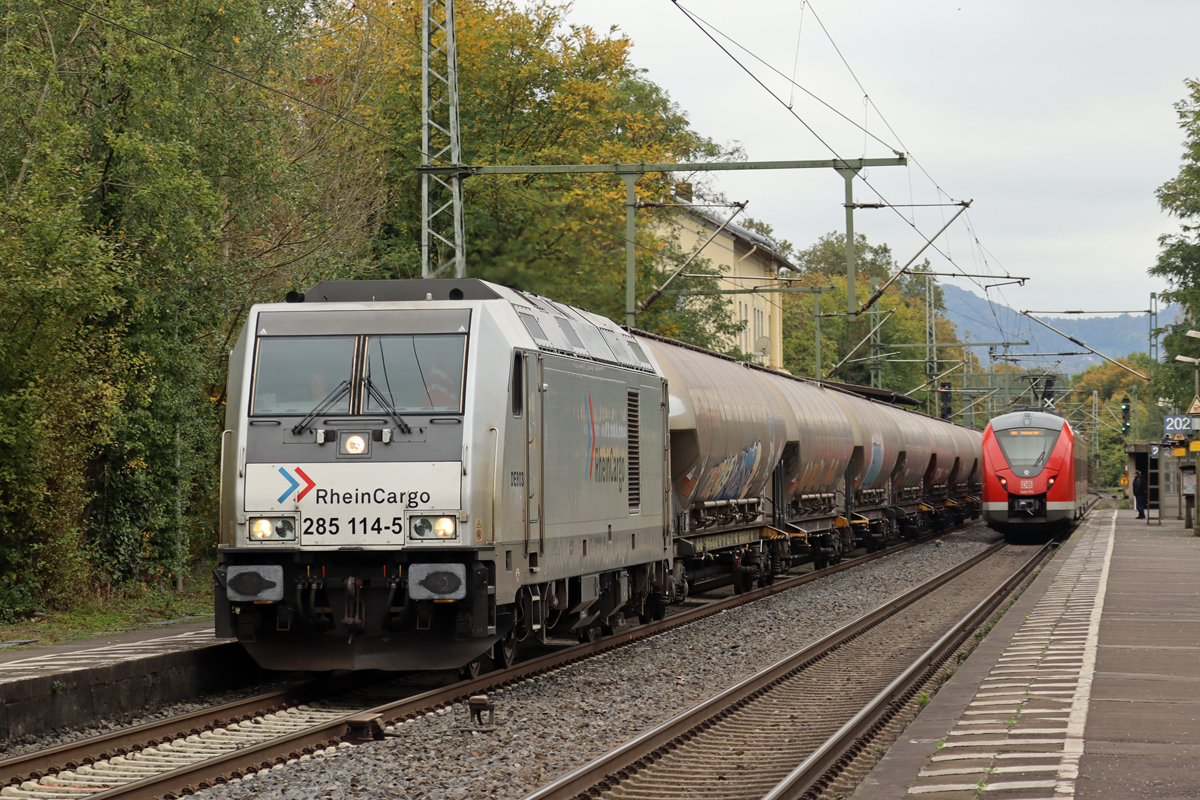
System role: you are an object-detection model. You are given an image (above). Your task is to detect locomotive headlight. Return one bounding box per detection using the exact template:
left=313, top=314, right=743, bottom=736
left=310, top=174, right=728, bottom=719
left=251, top=519, right=273, bottom=539
left=249, top=517, right=296, bottom=540
left=410, top=516, right=457, bottom=540
left=998, top=476, right=1007, bottom=488
left=342, top=434, right=367, bottom=455
left=1047, top=475, right=1057, bottom=489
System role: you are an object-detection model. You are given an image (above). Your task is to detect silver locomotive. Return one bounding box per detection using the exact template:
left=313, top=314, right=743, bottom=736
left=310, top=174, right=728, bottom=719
left=216, top=278, right=982, bottom=672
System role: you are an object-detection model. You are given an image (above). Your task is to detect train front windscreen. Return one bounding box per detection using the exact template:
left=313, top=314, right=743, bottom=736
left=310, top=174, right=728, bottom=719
left=995, top=428, right=1060, bottom=472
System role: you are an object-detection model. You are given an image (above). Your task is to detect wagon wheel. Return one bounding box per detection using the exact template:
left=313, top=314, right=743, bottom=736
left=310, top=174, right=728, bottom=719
left=496, top=630, right=517, bottom=670
left=458, top=656, right=484, bottom=681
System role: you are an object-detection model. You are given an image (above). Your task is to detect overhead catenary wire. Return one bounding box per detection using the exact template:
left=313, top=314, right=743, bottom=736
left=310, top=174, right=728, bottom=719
left=670, top=2, right=1014, bottom=307
left=671, top=0, right=1034, bottom=355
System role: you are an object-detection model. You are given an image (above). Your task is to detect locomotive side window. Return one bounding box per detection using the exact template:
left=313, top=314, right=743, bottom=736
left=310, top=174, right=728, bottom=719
left=511, top=352, right=523, bottom=418
left=996, top=428, right=1061, bottom=468
left=364, top=334, right=467, bottom=414
left=251, top=336, right=355, bottom=415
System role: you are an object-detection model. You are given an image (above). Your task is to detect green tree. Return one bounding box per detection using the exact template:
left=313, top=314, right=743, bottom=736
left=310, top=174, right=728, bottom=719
left=1065, top=355, right=1156, bottom=487
left=779, top=232, right=969, bottom=412
left=0, top=0, right=383, bottom=616
left=1150, top=79, right=1200, bottom=411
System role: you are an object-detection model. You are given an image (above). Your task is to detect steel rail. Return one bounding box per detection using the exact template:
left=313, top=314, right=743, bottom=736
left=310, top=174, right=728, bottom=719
left=762, top=540, right=1053, bottom=800
left=518, top=538, right=1022, bottom=800
left=4, top=520, right=986, bottom=800
left=0, top=673, right=371, bottom=787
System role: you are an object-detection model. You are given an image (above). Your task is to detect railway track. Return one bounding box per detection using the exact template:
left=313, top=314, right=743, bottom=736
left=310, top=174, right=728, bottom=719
left=0, top=523, right=991, bottom=800
left=519, top=539, right=1052, bottom=800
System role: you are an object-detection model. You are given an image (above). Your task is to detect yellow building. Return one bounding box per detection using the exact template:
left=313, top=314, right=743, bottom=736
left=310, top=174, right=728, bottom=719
left=661, top=205, right=790, bottom=370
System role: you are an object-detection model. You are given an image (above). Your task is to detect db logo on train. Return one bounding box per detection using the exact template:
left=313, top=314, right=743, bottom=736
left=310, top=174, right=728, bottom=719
left=1021, top=480, right=1033, bottom=490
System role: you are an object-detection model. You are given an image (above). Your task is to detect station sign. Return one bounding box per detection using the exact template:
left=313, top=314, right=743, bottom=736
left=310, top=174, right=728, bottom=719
left=1165, top=415, right=1192, bottom=435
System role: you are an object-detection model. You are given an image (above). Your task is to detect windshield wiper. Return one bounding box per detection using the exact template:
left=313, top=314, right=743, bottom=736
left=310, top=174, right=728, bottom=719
left=1033, top=449, right=1046, bottom=468
left=364, top=376, right=413, bottom=435
left=291, top=380, right=351, bottom=435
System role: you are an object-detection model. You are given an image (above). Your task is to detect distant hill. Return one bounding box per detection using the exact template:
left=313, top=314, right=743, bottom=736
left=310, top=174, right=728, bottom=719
left=940, top=285, right=1172, bottom=377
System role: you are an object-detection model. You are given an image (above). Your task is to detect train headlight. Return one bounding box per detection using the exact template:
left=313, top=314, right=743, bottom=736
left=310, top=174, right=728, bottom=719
left=1047, top=475, right=1057, bottom=489
left=341, top=433, right=367, bottom=455
left=998, top=476, right=1008, bottom=489
left=249, top=517, right=296, bottom=541
left=410, top=516, right=457, bottom=540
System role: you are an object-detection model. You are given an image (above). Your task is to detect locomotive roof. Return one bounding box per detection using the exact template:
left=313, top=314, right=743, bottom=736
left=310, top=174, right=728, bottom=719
left=289, top=278, right=502, bottom=303
left=989, top=409, right=1068, bottom=432
left=286, top=278, right=657, bottom=375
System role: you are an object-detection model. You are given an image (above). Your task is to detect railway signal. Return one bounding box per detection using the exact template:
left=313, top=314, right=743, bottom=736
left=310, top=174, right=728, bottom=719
left=939, top=382, right=952, bottom=420
left=1122, top=396, right=1131, bottom=435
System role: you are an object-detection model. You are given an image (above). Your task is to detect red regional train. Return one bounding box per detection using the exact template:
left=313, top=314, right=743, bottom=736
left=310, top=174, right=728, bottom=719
left=982, top=407, right=1088, bottom=539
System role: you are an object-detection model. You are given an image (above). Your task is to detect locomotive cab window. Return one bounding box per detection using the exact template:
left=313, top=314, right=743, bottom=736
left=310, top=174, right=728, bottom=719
left=251, top=336, right=355, bottom=415
left=996, top=428, right=1061, bottom=468
left=364, top=334, right=467, bottom=414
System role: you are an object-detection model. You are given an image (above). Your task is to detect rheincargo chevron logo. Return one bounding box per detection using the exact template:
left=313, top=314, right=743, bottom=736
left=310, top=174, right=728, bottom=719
left=277, top=467, right=316, bottom=503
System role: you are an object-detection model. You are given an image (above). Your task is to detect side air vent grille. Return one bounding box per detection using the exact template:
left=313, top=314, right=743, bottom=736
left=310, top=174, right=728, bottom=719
left=627, top=390, right=641, bottom=512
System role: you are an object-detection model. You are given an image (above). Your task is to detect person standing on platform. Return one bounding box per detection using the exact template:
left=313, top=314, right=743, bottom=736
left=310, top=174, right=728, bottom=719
left=1132, top=470, right=1148, bottom=519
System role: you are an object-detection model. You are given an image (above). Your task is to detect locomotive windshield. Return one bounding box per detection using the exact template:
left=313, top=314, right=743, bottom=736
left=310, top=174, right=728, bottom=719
left=251, top=336, right=355, bottom=415
left=995, top=428, right=1061, bottom=468
left=250, top=333, right=466, bottom=416
left=365, top=334, right=466, bottom=413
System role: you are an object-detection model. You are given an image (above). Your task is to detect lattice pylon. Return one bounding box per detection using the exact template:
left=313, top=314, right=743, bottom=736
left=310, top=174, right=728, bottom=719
left=421, top=0, right=465, bottom=278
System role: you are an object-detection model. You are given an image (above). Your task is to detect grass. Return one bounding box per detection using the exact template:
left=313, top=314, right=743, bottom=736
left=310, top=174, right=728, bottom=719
left=0, top=569, right=215, bottom=650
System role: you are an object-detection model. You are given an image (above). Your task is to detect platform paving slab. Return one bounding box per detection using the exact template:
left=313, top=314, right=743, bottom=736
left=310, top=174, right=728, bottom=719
left=851, top=508, right=1200, bottom=800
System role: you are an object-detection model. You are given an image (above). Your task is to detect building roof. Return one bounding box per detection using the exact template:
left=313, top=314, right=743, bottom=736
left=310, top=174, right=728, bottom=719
left=684, top=205, right=796, bottom=272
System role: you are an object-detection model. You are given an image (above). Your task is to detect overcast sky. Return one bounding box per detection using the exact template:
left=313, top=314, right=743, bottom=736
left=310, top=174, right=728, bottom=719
left=554, top=0, right=1197, bottom=348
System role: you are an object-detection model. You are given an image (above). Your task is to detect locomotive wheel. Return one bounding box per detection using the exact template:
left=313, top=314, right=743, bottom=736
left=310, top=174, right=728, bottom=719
left=496, top=631, right=517, bottom=670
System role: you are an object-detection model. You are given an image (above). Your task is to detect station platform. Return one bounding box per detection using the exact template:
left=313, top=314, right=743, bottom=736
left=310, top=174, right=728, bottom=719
left=0, top=619, right=255, bottom=742
left=853, top=506, right=1200, bottom=800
